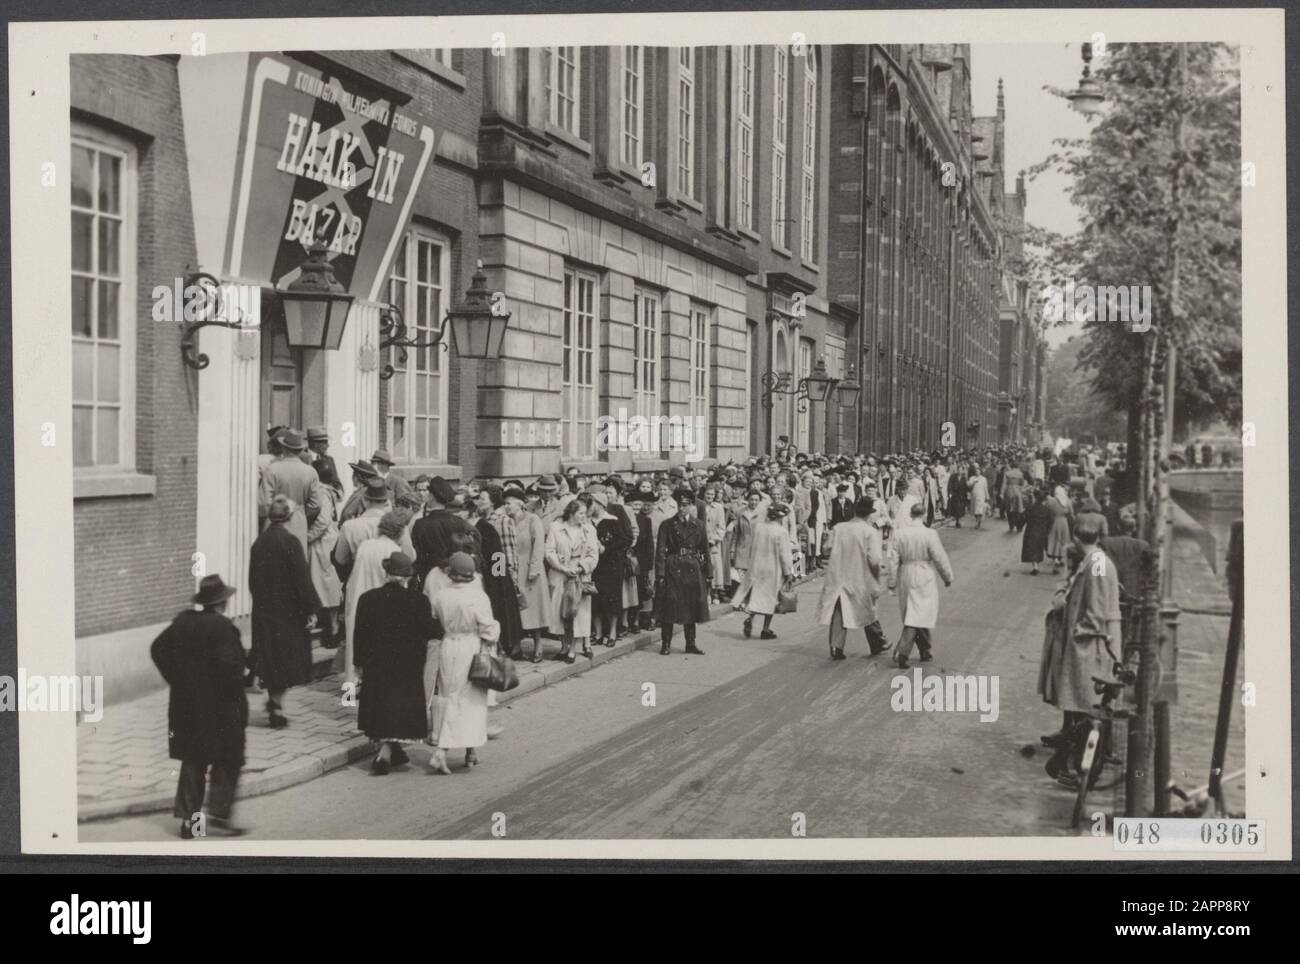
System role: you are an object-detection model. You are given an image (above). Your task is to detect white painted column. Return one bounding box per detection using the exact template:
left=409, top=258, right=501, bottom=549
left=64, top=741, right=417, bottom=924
left=326, top=300, right=381, bottom=503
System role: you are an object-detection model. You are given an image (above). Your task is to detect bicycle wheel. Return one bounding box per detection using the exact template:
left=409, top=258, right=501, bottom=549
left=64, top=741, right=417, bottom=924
left=1070, top=724, right=1103, bottom=829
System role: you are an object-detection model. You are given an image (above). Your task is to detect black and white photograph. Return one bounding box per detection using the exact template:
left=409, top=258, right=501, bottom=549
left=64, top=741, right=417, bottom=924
left=5, top=8, right=1289, bottom=864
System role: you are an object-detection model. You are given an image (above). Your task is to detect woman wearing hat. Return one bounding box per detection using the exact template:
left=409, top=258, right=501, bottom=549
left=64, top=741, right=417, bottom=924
left=343, top=510, right=413, bottom=684
left=544, top=499, right=598, bottom=662
left=354, top=552, right=440, bottom=775
left=427, top=552, right=500, bottom=774
left=306, top=479, right=344, bottom=647
left=504, top=483, right=548, bottom=662
left=472, top=485, right=525, bottom=660
left=588, top=490, right=631, bottom=648
left=731, top=502, right=794, bottom=640
left=150, top=574, right=248, bottom=838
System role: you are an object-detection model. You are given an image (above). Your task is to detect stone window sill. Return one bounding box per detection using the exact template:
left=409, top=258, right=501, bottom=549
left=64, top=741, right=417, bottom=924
left=74, top=472, right=157, bottom=500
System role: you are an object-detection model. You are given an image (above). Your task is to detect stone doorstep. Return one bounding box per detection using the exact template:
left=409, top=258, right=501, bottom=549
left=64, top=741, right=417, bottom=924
left=77, top=571, right=824, bottom=823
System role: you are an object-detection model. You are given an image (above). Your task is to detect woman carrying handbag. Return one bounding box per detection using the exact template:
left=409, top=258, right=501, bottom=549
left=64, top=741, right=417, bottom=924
left=544, top=499, right=599, bottom=662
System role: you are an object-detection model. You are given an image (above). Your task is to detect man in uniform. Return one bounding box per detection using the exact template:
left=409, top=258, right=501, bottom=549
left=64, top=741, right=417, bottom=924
left=655, top=487, right=711, bottom=655
left=306, top=427, right=341, bottom=495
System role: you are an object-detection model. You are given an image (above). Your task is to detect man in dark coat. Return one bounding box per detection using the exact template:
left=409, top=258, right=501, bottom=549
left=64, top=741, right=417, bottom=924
left=829, top=483, right=854, bottom=528
left=411, top=476, right=482, bottom=587
left=307, top=426, right=342, bottom=495
left=655, top=487, right=712, bottom=655
left=249, top=495, right=321, bottom=728
left=355, top=552, right=441, bottom=775
left=150, top=575, right=248, bottom=839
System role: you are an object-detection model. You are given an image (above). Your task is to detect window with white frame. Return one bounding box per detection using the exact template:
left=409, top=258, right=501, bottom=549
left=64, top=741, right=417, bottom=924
left=543, top=46, right=581, bottom=136
left=385, top=231, right=450, bottom=464
left=620, top=46, right=644, bottom=167
left=72, top=125, right=135, bottom=471
left=735, top=45, right=755, bottom=230
left=561, top=269, right=598, bottom=460
left=800, top=50, right=818, bottom=262
left=796, top=340, right=812, bottom=451
left=689, top=305, right=711, bottom=439
left=632, top=289, right=660, bottom=434
left=772, top=45, right=790, bottom=248
left=677, top=47, right=696, bottom=199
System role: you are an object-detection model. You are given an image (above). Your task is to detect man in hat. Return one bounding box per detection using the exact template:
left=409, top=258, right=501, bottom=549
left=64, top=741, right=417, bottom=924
left=411, top=475, right=482, bottom=587
left=829, top=483, right=854, bottom=529
left=529, top=473, right=570, bottom=529
left=249, top=495, right=321, bottom=728
left=258, top=425, right=288, bottom=477
left=339, top=460, right=382, bottom=524
left=655, top=487, right=711, bottom=655
left=258, top=429, right=322, bottom=553
left=150, top=574, right=249, bottom=838
left=307, top=427, right=342, bottom=495
left=818, top=497, right=889, bottom=660
left=370, top=449, right=413, bottom=503
left=334, top=478, right=393, bottom=586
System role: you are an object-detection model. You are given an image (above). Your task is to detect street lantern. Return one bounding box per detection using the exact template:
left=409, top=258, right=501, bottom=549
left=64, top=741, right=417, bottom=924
left=279, top=242, right=355, bottom=350
left=1067, top=42, right=1106, bottom=118
left=835, top=364, right=862, bottom=409
left=446, top=261, right=510, bottom=359
left=802, top=357, right=836, bottom=404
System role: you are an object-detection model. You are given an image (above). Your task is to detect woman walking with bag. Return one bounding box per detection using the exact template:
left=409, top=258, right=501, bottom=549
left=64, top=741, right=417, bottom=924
left=544, top=499, right=599, bottom=663
left=732, top=502, right=794, bottom=640
left=426, top=552, right=500, bottom=774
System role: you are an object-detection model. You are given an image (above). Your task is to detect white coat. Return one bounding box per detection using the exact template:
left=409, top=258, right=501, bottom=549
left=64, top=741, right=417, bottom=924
left=732, top=520, right=793, bottom=616
left=427, top=580, right=499, bottom=750
left=816, top=517, right=883, bottom=628
left=887, top=524, right=954, bottom=629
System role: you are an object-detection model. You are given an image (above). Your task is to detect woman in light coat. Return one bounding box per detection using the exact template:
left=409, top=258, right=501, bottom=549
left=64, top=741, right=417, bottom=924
left=967, top=466, right=989, bottom=529
left=732, top=503, right=794, bottom=640
left=544, top=499, right=599, bottom=663
left=703, top=485, right=728, bottom=602
left=426, top=552, right=500, bottom=774
left=1045, top=487, right=1074, bottom=573
left=888, top=502, right=954, bottom=666
left=306, top=482, right=343, bottom=645
left=505, top=485, right=548, bottom=661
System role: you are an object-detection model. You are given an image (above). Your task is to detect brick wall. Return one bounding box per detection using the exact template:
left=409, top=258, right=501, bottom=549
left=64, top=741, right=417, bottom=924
left=71, top=55, right=199, bottom=637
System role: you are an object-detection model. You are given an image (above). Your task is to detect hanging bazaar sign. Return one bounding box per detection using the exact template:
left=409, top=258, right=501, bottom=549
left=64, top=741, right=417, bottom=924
left=224, top=52, right=438, bottom=303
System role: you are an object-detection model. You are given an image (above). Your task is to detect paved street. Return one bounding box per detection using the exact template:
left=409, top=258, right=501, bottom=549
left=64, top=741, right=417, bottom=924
left=82, top=521, right=1243, bottom=842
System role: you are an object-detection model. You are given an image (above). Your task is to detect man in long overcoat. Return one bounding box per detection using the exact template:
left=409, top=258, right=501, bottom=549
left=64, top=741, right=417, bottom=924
left=150, top=574, right=248, bottom=839
left=818, top=497, right=889, bottom=659
left=249, top=495, right=321, bottom=728
left=655, top=488, right=711, bottom=655
left=258, top=429, right=322, bottom=553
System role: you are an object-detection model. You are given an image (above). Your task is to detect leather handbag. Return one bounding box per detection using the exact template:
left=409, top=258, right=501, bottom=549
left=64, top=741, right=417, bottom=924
left=469, top=651, right=520, bottom=692
left=775, top=585, right=798, bottom=614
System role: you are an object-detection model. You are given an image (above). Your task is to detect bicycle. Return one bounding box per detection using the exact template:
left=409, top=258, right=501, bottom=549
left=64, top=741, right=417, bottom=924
left=1068, top=660, right=1137, bottom=829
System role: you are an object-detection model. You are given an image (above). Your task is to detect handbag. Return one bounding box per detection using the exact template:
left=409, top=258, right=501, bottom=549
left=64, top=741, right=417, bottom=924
left=469, top=650, right=520, bottom=692
left=581, top=578, right=598, bottom=596
left=775, top=585, right=798, bottom=614
left=560, top=575, right=583, bottom=621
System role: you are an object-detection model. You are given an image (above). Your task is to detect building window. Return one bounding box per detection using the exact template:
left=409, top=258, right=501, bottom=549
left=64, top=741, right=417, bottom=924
left=735, top=45, right=755, bottom=231
left=620, top=46, right=644, bottom=167
left=385, top=231, right=450, bottom=465
left=689, top=305, right=711, bottom=445
left=677, top=47, right=696, bottom=199
left=543, top=46, right=581, bottom=136
left=561, top=269, right=598, bottom=460
left=796, top=339, right=812, bottom=451
left=72, top=125, right=135, bottom=471
left=800, top=50, right=818, bottom=262
left=632, top=289, right=660, bottom=432
left=772, top=45, right=789, bottom=248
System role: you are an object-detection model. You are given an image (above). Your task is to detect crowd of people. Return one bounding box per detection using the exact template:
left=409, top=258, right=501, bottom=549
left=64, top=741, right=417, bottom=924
left=151, top=422, right=1142, bottom=837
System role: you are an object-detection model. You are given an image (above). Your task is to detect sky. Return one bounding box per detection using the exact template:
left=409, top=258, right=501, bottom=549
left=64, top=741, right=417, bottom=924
left=970, top=42, right=1096, bottom=347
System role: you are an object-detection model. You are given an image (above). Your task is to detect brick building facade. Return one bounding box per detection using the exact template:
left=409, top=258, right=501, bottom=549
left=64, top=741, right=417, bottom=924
left=826, top=44, right=1024, bottom=453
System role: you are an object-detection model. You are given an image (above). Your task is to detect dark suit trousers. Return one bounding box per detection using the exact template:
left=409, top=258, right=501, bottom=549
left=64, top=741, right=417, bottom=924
left=829, top=600, right=888, bottom=654
left=174, top=760, right=240, bottom=820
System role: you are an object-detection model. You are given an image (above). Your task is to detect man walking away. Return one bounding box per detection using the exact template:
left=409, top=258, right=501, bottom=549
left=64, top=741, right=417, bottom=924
left=818, top=496, right=888, bottom=659
left=151, top=575, right=249, bottom=839
left=889, top=502, right=954, bottom=667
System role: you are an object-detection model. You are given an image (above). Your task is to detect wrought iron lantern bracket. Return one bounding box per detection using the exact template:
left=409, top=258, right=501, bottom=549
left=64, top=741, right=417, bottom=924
left=378, top=303, right=449, bottom=381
